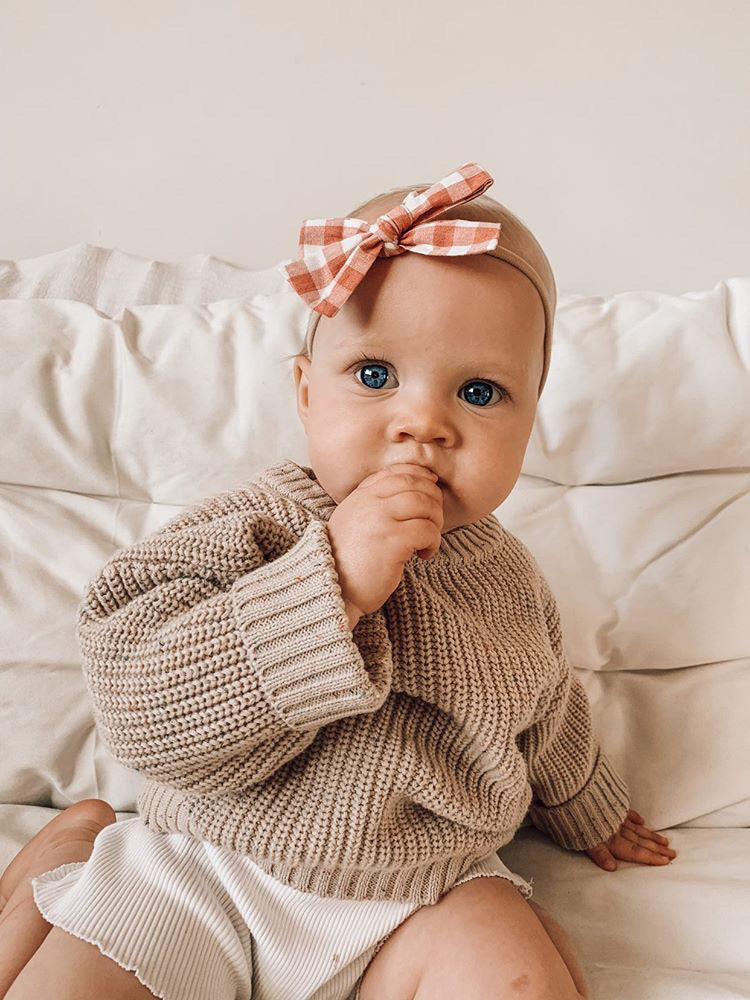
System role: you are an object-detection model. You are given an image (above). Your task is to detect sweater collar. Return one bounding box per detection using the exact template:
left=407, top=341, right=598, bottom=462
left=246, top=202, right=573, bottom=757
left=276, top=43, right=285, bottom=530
left=256, top=459, right=505, bottom=565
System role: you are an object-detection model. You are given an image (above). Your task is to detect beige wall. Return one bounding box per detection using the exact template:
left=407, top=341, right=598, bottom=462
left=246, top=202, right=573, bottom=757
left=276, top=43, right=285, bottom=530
left=2, top=0, right=748, bottom=296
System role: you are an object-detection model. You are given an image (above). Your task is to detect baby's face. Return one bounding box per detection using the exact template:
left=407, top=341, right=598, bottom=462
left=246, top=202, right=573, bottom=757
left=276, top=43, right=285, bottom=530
left=293, top=251, right=544, bottom=534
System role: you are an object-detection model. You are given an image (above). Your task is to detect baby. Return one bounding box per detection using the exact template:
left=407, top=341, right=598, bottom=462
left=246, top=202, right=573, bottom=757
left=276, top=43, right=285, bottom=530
left=0, top=163, right=677, bottom=1000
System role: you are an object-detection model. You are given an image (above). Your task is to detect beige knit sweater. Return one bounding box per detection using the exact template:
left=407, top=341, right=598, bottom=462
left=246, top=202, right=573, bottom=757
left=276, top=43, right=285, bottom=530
left=76, top=459, right=630, bottom=905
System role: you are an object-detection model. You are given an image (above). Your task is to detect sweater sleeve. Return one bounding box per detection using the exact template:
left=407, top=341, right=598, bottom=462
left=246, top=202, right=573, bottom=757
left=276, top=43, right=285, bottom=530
left=75, top=494, right=393, bottom=796
left=518, top=577, right=631, bottom=851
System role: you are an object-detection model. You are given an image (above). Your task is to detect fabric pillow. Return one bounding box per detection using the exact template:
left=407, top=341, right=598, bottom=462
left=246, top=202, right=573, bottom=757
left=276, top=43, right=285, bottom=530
left=0, top=242, right=285, bottom=314
left=0, top=288, right=310, bottom=810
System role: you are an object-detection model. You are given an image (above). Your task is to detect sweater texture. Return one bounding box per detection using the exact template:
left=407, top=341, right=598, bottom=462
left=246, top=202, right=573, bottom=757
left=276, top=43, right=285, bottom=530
left=76, top=459, right=631, bottom=905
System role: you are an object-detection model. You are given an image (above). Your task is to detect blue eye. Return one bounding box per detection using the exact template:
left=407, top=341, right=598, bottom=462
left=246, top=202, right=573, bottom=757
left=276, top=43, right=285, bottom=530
left=357, top=363, right=390, bottom=389
left=352, top=357, right=508, bottom=406
left=461, top=381, right=499, bottom=407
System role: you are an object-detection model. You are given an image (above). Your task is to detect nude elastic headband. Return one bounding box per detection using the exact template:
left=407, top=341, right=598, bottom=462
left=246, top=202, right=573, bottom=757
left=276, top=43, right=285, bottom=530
left=277, top=161, right=556, bottom=396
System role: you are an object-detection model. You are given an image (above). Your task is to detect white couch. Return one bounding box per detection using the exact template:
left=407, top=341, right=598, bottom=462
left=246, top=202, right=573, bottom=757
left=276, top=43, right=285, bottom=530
left=1, top=244, right=748, bottom=1000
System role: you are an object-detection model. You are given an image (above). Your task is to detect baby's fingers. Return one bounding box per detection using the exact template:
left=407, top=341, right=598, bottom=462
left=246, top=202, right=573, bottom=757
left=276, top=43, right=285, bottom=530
left=622, top=819, right=677, bottom=857
left=612, top=834, right=672, bottom=866
left=618, top=824, right=676, bottom=858
left=625, top=811, right=668, bottom=842
left=584, top=843, right=618, bottom=871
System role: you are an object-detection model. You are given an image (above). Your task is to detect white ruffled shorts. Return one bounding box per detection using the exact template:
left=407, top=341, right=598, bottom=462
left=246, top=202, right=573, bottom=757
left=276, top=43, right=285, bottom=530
left=31, top=816, right=533, bottom=1000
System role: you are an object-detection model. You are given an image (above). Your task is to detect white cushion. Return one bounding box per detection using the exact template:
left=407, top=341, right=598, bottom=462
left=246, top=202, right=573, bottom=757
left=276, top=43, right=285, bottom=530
left=0, top=287, right=311, bottom=809
left=0, top=241, right=286, bottom=315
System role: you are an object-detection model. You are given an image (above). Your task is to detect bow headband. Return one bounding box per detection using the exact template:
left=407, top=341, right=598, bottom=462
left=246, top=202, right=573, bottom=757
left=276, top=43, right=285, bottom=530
left=277, top=161, right=555, bottom=396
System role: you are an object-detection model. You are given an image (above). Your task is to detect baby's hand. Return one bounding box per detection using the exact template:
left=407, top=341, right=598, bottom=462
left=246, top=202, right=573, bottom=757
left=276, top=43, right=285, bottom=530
left=327, top=463, right=444, bottom=628
left=584, top=809, right=678, bottom=871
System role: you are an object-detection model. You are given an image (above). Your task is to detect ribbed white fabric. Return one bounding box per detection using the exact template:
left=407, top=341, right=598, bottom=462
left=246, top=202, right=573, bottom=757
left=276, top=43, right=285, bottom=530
left=31, top=817, right=533, bottom=1000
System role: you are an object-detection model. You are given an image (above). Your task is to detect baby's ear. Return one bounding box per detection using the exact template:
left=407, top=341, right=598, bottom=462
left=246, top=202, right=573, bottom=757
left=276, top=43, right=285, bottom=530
left=293, top=355, right=311, bottom=421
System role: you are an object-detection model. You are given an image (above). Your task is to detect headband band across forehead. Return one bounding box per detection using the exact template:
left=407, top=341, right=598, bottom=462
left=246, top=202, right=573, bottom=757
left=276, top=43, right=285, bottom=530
left=277, top=161, right=556, bottom=397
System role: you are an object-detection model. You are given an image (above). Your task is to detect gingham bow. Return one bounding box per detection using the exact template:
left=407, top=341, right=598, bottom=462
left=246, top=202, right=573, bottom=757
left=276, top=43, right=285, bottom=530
left=278, top=162, right=502, bottom=318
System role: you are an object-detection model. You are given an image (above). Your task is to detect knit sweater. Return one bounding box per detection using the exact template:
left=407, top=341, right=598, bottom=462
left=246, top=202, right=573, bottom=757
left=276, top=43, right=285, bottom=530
left=76, top=459, right=631, bottom=905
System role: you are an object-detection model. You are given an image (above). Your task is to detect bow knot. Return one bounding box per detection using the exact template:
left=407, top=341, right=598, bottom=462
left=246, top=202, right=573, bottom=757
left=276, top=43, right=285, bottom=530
left=278, top=162, right=502, bottom=318
left=371, top=206, right=412, bottom=248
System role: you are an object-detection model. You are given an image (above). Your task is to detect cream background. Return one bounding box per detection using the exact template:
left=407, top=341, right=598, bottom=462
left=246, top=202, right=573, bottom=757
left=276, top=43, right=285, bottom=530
left=1, top=0, right=748, bottom=295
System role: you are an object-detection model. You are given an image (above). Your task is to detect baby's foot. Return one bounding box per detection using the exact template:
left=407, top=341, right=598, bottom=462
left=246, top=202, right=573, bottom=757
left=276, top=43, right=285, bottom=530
left=0, top=799, right=117, bottom=915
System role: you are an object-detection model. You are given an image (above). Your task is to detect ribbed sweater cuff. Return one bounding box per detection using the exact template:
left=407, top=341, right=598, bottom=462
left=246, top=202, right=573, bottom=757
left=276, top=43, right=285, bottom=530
left=231, top=518, right=392, bottom=731
left=529, top=748, right=631, bottom=851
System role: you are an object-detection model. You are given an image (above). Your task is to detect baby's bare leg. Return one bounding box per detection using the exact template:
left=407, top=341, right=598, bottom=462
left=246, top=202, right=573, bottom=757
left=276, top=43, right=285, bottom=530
left=5, top=926, right=158, bottom=999
left=359, top=877, right=588, bottom=1000
left=527, top=899, right=590, bottom=999
left=0, top=799, right=116, bottom=997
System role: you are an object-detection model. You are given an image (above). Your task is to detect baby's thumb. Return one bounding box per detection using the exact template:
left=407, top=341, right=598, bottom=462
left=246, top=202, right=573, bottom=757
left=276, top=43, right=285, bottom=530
left=585, top=843, right=618, bottom=871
